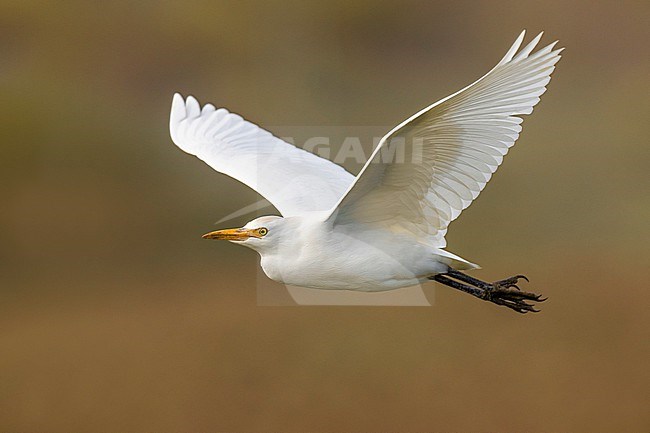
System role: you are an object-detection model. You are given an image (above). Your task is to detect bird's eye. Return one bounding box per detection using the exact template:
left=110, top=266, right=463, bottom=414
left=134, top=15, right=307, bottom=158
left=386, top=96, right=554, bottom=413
left=258, top=227, right=268, bottom=236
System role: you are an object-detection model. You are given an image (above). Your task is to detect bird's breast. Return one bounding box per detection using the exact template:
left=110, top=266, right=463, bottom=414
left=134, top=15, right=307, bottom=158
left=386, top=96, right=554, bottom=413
left=258, top=230, right=444, bottom=291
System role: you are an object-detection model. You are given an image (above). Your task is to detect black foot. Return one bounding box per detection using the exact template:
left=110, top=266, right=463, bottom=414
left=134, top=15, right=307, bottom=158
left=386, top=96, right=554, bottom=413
left=483, top=275, right=546, bottom=314
left=433, top=270, right=546, bottom=314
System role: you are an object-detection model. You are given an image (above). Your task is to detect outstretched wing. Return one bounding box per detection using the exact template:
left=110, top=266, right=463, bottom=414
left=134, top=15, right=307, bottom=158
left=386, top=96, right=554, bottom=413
left=327, top=31, right=563, bottom=247
left=170, top=94, right=354, bottom=216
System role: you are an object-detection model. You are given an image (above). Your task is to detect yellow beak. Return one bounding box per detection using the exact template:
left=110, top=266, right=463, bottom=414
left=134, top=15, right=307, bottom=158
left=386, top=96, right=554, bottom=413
left=202, top=227, right=257, bottom=241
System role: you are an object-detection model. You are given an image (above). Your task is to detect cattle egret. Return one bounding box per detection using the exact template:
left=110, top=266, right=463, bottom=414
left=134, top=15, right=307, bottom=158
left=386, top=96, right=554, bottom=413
left=170, top=31, right=562, bottom=313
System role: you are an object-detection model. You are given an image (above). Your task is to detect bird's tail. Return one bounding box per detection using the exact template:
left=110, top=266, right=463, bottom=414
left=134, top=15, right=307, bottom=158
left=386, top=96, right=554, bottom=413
left=434, top=249, right=480, bottom=271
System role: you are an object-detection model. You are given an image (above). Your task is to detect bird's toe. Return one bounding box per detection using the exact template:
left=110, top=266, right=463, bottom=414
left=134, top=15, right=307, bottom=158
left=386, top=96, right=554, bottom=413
left=484, top=283, right=546, bottom=314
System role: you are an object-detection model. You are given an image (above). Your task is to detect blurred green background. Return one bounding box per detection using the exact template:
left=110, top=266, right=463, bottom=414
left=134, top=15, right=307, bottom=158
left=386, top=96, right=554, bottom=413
left=1, top=1, right=649, bottom=431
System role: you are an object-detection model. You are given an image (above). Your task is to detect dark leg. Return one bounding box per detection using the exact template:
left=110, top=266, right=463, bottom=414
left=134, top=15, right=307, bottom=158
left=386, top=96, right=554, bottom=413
left=447, top=268, right=530, bottom=291
left=432, top=274, right=484, bottom=298
left=430, top=269, right=545, bottom=314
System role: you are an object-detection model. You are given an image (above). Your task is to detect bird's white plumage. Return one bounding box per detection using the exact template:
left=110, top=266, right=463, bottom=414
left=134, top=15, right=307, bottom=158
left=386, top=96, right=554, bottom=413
left=327, top=31, right=563, bottom=247
left=170, top=94, right=354, bottom=216
left=170, top=31, right=562, bottom=293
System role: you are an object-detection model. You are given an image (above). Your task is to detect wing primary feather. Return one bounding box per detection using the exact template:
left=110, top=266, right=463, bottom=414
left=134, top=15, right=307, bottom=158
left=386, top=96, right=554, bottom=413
left=513, top=32, right=544, bottom=61
left=498, top=30, right=526, bottom=65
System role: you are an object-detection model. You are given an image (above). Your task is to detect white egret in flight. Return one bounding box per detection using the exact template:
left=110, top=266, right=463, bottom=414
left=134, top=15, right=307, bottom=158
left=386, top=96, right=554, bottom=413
left=170, top=31, right=562, bottom=313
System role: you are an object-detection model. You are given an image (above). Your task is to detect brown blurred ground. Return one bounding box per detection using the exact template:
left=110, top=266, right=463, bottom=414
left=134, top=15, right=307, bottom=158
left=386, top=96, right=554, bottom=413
left=1, top=1, right=649, bottom=432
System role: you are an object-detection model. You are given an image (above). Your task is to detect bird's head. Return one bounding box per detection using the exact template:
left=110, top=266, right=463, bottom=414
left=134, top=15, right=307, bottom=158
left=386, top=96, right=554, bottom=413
left=202, top=215, right=284, bottom=252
